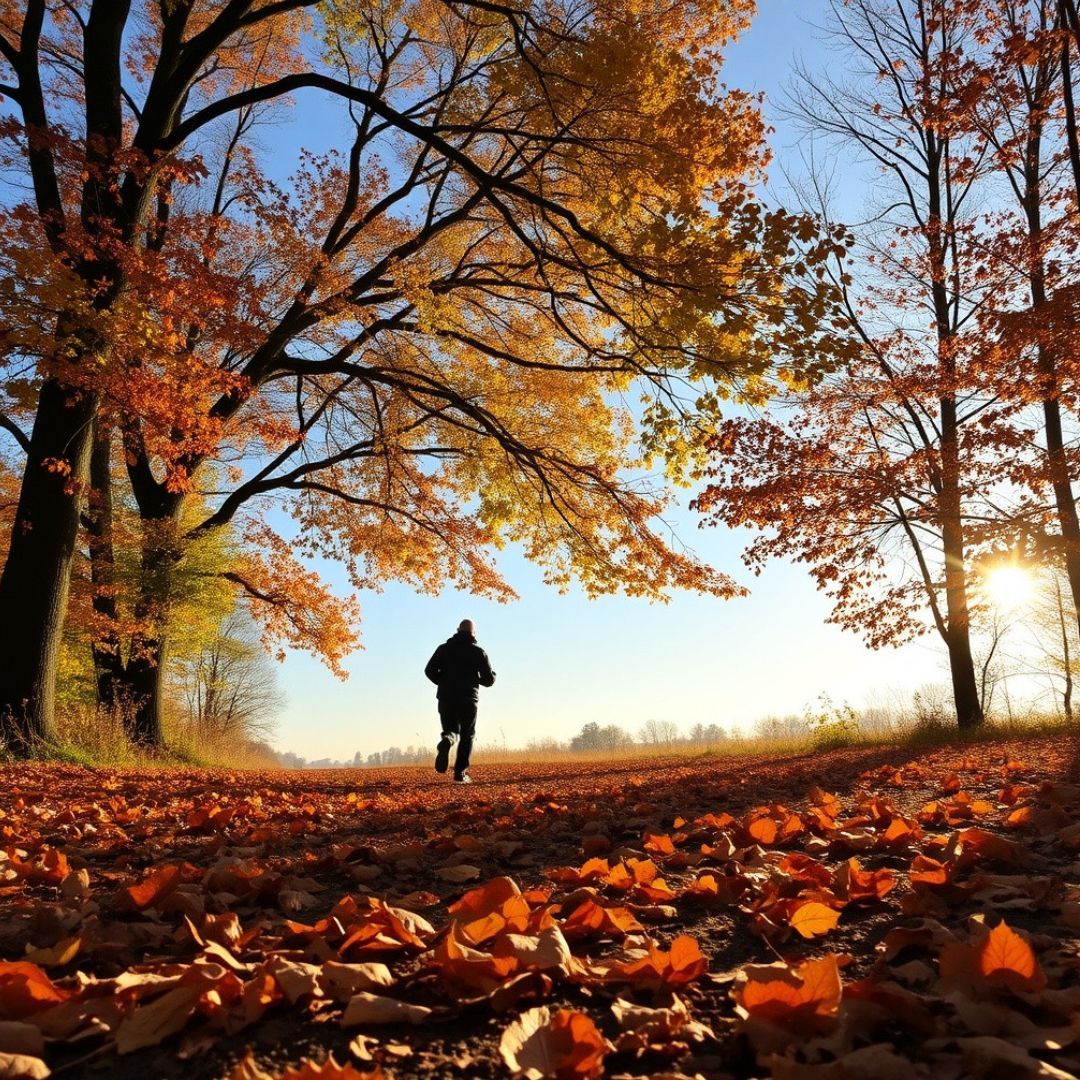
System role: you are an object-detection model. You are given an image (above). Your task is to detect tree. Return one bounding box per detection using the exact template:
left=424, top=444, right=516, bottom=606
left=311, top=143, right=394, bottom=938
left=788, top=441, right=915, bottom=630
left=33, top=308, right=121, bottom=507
left=960, top=0, right=1080, bottom=641
left=688, top=722, right=728, bottom=744
left=638, top=718, right=679, bottom=746
left=1026, top=568, right=1080, bottom=718
left=570, top=721, right=633, bottom=753
left=0, top=0, right=319, bottom=747
left=0, top=0, right=843, bottom=750
left=173, top=611, right=283, bottom=747
left=753, top=714, right=805, bottom=741
left=696, top=0, right=1019, bottom=729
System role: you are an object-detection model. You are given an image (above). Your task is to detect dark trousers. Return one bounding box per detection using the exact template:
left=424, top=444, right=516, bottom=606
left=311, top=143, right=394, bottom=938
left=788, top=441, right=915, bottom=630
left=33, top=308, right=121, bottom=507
left=438, top=698, right=477, bottom=774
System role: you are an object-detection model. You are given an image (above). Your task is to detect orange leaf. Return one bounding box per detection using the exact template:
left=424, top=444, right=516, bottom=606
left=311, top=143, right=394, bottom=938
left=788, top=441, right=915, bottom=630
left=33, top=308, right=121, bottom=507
left=124, top=864, right=185, bottom=911
left=735, top=955, right=842, bottom=1034
left=0, top=962, right=69, bottom=1019
left=643, top=833, right=674, bottom=856
left=667, top=935, right=708, bottom=982
left=747, top=817, right=777, bottom=845
left=432, top=924, right=518, bottom=996
left=909, top=855, right=951, bottom=889
left=560, top=900, right=642, bottom=940
left=837, top=857, right=894, bottom=902
left=955, top=828, right=1029, bottom=867
left=789, top=901, right=840, bottom=939
left=281, top=1056, right=390, bottom=1079
left=975, top=921, right=1046, bottom=993
left=500, top=1006, right=608, bottom=1080
left=448, top=876, right=522, bottom=921
left=807, top=786, right=843, bottom=818
left=546, top=860, right=609, bottom=886
left=596, top=934, right=707, bottom=988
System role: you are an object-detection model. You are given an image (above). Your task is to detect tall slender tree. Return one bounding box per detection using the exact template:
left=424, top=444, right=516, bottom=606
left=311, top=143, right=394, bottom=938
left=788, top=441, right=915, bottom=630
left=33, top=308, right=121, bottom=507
left=959, top=0, right=1080, bottom=638
left=697, top=0, right=1005, bottom=728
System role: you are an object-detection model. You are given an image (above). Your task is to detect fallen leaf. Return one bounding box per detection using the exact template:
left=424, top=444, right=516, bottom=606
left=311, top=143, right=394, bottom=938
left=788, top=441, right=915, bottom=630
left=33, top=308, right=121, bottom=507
left=500, top=1006, right=608, bottom=1079
left=437, top=864, right=481, bottom=884
left=734, top=955, right=843, bottom=1040
left=0, top=963, right=69, bottom=1019
left=115, top=964, right=228, bottom=1053
left=790, top=902, right=841, bottom=939
left=0, top=1053, right=50, bottom=1079
left=976, top=921, right=1046, bottom=993
left=340, top=992, right=432, bottom=1026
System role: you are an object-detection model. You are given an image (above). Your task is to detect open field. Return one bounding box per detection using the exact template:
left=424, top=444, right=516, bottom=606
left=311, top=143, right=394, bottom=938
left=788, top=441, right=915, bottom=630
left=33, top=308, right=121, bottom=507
left=1, top=735, right=1079, bottom=1078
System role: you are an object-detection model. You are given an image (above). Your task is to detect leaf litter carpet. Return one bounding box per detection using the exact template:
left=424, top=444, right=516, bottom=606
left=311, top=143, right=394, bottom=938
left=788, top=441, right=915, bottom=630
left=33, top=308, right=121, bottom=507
left=1, top=736, right=1079, bottom=1078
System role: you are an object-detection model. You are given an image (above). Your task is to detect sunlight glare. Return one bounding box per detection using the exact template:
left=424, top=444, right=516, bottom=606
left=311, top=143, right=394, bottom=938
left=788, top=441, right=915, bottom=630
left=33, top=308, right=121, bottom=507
left=983, top=564, right=1033, bottom=611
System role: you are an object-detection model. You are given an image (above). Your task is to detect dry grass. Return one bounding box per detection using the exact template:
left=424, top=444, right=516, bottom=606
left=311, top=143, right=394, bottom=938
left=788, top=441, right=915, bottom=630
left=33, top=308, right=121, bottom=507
left=15, top=702, right=281, bottom=769
left=471, top=711, right=1077, bottom=767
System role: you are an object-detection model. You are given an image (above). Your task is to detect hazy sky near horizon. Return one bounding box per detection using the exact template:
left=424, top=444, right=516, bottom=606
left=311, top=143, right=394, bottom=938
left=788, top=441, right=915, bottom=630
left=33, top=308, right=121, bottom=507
left=268, top=0, right=951, bottom=762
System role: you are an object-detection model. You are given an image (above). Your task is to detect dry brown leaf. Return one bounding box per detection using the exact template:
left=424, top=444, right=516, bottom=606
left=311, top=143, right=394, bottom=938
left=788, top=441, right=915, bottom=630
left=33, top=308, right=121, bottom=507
left=320, top=962, right=393, bottom=1001
left=491, top=927, right=573, bottom=976
left=22, top=937, right=81, bottom=969
left=437, top=864, right=481, bottom=884
left=340, top=991, right=432, bottom=1027
left=114, top=964, right=227, bottom=1054
left=0, top=1053, right=50, bottom=1079
left=267, top=957, right=324, bottom=1004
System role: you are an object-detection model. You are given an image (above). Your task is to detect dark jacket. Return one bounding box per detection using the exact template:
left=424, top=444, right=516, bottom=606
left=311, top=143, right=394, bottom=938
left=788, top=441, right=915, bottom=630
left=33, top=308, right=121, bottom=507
left=424, top=631, right=495, bottom=702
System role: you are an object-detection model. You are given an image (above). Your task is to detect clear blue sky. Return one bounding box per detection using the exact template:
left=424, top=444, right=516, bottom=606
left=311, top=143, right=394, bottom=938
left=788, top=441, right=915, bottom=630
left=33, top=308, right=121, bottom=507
left=268, top=0, right=946, bottom=762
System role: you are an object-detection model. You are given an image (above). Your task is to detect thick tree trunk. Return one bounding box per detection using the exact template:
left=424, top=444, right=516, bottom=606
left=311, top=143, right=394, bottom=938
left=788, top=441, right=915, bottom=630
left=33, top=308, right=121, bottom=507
left=0, top=380, right=97, bottom=751
left=124, top=636, right=168, bottom=747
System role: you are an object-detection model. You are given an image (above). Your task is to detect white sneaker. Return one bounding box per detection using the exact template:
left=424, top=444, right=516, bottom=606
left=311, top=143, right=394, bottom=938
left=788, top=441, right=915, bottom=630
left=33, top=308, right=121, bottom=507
left=453, top=772, right=472, bottom=784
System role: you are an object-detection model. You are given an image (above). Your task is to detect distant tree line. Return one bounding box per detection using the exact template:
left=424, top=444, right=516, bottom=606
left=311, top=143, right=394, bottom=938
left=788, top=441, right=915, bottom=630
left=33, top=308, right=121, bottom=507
left=277, top=719, right=739, bottom=768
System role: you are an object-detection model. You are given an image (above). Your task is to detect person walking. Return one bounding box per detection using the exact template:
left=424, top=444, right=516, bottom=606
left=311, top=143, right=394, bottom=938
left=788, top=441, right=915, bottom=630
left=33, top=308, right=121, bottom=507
left=424, top=619, right=496, bottom=783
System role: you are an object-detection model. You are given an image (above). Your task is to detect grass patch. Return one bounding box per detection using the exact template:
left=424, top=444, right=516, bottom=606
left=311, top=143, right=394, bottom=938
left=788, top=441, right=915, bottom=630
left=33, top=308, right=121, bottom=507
left=0, top=702, right=280, bottom=769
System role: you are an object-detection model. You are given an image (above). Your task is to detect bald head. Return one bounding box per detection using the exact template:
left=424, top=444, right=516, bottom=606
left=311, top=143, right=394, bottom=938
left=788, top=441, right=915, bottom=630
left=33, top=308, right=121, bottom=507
left=458, top=619, right=475, bottom=635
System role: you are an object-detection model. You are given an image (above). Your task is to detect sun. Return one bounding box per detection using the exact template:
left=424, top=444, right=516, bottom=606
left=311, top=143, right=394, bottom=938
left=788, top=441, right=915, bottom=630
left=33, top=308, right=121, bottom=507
left=983, top=564, right=1034, bottom=610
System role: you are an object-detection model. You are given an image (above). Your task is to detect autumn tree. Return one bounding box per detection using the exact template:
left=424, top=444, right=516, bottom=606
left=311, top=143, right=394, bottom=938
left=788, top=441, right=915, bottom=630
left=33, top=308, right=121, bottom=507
left=957, top=0, right=1080, bottom=642
left=0, top=0, right=320, bottom=748
left=0, top=0, right=843, bottom=750
left=696, top=0, right=1019, bottom=729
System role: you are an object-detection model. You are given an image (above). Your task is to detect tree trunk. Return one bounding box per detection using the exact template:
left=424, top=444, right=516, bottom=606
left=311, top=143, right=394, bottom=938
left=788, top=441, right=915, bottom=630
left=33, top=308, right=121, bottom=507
left=87, top=422, right=127, bottom=710
left=114, top=486, right=183, bottom=749
left=1058, top=576, right=1074, bottom=720
left=1040, top=396, right=1080, bottom=636
left=939, top=420, right=984, bottom=730
left=124, top=636, right=168, bottom=747
left=919, top=114, right=983, bottom=731
left=1015, top=98, right=1080, bottom=640
left=0, top=380, right=97, bottom=751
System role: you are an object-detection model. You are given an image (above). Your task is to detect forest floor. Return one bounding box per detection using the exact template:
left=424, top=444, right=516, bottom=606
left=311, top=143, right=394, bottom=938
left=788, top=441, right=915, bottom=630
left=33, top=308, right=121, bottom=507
left=1, top=733, right=1078, bottom=1079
